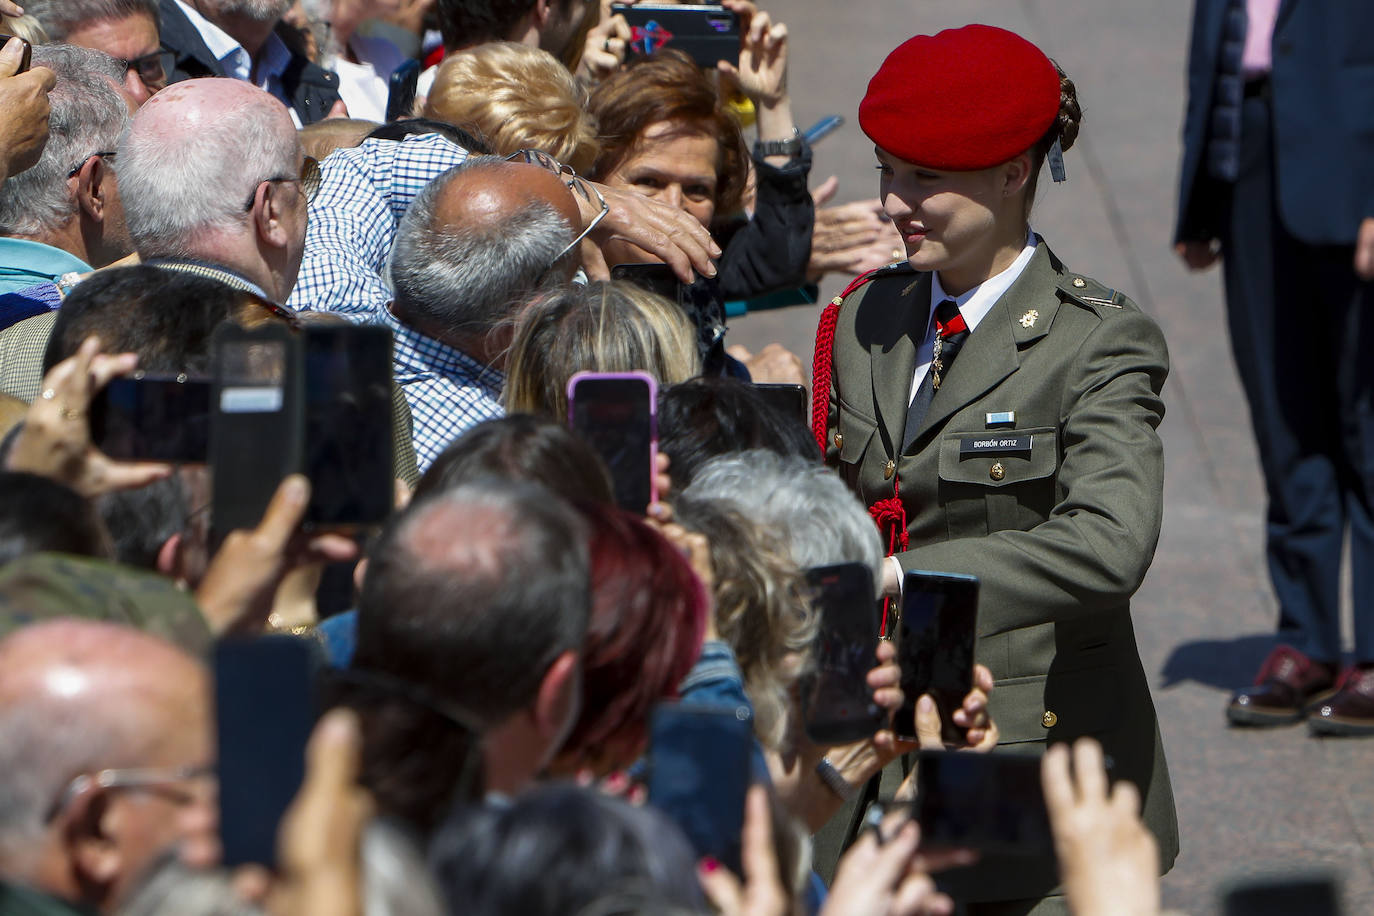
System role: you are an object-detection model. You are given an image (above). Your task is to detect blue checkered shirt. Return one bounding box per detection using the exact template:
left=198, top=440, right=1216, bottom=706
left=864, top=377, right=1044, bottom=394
left=288, top=133, right=469, bottom=318
left=381, top=307, right=504, bottom=471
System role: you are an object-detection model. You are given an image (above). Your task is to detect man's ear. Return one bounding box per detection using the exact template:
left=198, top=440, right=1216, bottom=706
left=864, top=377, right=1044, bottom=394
left=530, top=0, right=555, bottom=29
left=1001, top=152, right=1033, bottom=198
left=533, top=649, right=580, bottom=742
left=251, top=183, right=293, bottom=251
left=155, top=532, right=183, bottom=580
left=64, top=788, right=121, bottom=891
left=73, top=157, right=110, bottom=224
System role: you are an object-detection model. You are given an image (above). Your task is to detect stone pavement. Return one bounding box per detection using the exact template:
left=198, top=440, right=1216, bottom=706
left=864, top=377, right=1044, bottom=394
left=728, top=1, right=1374, bottom=912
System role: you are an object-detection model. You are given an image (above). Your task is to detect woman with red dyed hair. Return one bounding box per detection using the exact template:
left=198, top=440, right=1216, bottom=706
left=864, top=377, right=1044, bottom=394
left=547, top=502, right=710, bottom=777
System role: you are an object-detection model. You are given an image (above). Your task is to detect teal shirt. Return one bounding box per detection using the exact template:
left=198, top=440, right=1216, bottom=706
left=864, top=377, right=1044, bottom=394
left=0, top=238, right=91, bottom=295
left=0, top=880, right=94, bottom=916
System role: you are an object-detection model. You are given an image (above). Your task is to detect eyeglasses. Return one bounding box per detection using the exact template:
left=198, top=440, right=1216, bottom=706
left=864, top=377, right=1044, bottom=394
left=67, top=151, right=116, bottom=179
left=45, top=764, right=214, bottom=823
left=116, top=48, right=169, bottom=88
left=504, top=149, right=610, bottom=268
left=243, top=156, right=321, bottom=212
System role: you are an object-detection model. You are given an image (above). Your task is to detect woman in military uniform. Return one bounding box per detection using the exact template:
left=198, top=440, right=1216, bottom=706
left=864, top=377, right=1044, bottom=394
left=811, top=25, right=1178, bottom=913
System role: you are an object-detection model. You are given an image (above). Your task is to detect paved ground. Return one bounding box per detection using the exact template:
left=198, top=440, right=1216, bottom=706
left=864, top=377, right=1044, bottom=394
left=728, top=1, right=1374, bottom=912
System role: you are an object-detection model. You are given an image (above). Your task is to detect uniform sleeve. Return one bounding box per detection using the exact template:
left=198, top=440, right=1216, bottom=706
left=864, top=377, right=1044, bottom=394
left=894, top=309, right=1169, bottom=634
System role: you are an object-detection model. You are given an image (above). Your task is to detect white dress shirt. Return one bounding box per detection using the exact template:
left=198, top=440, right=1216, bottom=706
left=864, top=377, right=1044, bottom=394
left=172, top=0, right=303, bottom=126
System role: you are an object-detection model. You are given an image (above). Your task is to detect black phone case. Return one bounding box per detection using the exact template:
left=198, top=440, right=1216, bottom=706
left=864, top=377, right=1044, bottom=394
left=894, top=571, right=979, bottom=744
left=386, top=58, right=421, bottom=122
left=612, top=5, right=740, bottom=68
left=215, top=636, right=318, bottom=868
left=799, top=563, right=885, bottom=745
left=647, top=703, right=752, bottom=874
left=91, top=375, right=212, bottom=463
left=914, top=750, right=1054, bottom=857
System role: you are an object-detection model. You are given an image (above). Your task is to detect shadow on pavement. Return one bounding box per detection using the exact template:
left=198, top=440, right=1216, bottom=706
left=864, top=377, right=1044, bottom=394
left=1158, top=634, right=1277, bottom=690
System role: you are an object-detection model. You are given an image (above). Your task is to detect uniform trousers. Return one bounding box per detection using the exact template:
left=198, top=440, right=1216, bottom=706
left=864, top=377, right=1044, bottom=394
left=1221, top=89, right=1374, bottom=663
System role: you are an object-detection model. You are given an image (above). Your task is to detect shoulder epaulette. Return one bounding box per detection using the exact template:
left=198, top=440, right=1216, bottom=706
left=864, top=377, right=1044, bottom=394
left=1058, top=273, right=1124, bottom=311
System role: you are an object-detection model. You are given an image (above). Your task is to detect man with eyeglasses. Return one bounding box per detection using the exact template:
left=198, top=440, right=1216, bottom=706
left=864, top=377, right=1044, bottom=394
left=0, top=619, right=214, bottom=915
left=0, top=45, right=134, bottom=337
left=23, top=0, right=169, bottom=106
left=387, top=155, right=587, bottom=469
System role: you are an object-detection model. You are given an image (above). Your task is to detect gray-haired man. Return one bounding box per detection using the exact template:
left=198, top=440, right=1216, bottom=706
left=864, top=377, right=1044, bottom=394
left=24, top=0, right=166, bottom=105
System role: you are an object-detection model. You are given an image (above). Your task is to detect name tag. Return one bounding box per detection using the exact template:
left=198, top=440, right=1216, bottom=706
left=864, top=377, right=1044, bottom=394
left=960, top=434, right=1032, bottom=457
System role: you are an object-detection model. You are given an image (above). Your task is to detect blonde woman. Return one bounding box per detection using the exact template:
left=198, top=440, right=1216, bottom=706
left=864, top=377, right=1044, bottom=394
left=502, top=280, right=700, bottom=422
left=423, top=41, right=599, bottom=175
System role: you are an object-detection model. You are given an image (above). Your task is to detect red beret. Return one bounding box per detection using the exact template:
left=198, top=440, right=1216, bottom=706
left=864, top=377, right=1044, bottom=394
left=859, top=24, right=1060, bottom=171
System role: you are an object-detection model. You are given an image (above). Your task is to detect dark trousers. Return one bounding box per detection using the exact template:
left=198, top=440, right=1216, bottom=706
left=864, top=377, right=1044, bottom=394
left=1220, top=92, right=1374, bottom=663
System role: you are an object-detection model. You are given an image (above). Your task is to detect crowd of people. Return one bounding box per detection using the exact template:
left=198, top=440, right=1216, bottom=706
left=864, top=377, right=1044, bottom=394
left=1, top=0, right=1354, bottom=914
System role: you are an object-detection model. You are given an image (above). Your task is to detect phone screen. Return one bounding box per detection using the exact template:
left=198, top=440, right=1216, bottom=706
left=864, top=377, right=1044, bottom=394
left=214, top=636, right=317, bottom=868
left=914, top=750, right=1053, bottom=855
left=568, top=372, right=657, bottom=514
left=91, top=375, right=211, bottom=463
left=895, top=571, right=978, bottom=742
left=647, top=703, right=753, bottom=875
left=799, top=563, right=884, bottom=745
left=1222, top=876, right=1340, bottom=916
left=210, top=326, right=296, bottom=539
left=612, top=5, right=740, bottom=69
left=752, top=383, right=808, bottom=426
left=301, top=325, right=394, bottom=528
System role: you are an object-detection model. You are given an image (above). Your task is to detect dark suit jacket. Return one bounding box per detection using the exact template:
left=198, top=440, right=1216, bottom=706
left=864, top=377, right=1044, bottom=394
left=1176, top=0, right=1374, bottom=245
left=158, top=0, right=342, bottom=126
left=821, top=243, right=1178, bottom=901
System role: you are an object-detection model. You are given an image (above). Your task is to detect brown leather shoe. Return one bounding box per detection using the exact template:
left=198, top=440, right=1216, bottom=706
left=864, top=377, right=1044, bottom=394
left=1308, top=665, right=1374, bottom=737
left=1227, top=645, right=1337, bottom=726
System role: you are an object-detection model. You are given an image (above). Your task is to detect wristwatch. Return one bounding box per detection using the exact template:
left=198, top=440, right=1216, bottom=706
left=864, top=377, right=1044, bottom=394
left=754, top=127, right=802, bottom=159
left=815, top=756, right=857, bottom=801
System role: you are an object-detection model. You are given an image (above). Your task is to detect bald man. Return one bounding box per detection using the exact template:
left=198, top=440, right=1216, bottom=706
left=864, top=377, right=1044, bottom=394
left=385, top=156, right=582, bottom=469
left=0, top=619, right=212, bottom=915
left=115, top=77, right=311, bottom=303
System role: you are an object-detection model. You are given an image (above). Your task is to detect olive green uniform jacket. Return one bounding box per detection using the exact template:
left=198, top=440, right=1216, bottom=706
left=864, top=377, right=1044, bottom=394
left=819, top=241, right=1179, bottom=903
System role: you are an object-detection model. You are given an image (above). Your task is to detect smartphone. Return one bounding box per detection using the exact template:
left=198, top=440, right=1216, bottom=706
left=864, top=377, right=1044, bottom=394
left=798, top=563, right=885, bottom=745
left=894, top=570, right=979, bottom=744
left=0, top=35, right=31, bottom=74
left=210, top=323, right=298, bottom=540
left=91, top=373, right=212, bottom=463
left=611, top=262, right=683, bottom=305
left=300, top=325, right=394, bottom=529
left=214, top=636, right=318, bottom=868
left=647, top=703, right=753, bottom=874
left=1221, top=874, right=1341, bottom=916
left=567, top=371, right=658, bottom=514
left=386, top=58, right=421, bottom=122
left=612, top=4, right=740, bottom=69
left=803, top=115, right=844, bottom=146
left=752, top=383, right=808, bottom=426
left=913, top=750, right=1053, bottom=856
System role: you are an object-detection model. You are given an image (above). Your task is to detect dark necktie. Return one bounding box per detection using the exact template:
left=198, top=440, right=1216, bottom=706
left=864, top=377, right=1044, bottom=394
left=903, top=298, right=969, bottom=451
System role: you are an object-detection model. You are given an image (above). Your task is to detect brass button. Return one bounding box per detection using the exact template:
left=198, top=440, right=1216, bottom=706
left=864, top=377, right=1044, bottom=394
left=883, top=459, right=896, bottom=480
left=1072, top=277, right=1086, bottom=288
left=833, top=432, right=844, bottom=449
left=989, top=461, right=1005, bottom=481
left=1042, top=710, right=1058, bottom=728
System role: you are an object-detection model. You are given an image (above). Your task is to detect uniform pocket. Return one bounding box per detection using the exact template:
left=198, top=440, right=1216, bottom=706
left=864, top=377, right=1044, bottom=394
left=833, top=405, right=878, bottom=493
left=989, top=665, right=1122, bottom=745
left=937, top=427, right=1058, bottom=536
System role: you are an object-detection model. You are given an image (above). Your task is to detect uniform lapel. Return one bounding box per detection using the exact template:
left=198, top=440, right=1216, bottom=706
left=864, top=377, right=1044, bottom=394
left=907, top=244, right=1062, bottom=449
left=867, top=270, right=928, bottom=454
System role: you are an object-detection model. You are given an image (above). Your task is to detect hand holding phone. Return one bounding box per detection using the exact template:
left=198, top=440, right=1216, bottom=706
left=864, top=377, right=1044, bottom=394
left=894, top=571, right=978, bottom=744
left=567, top=371, right=658, bottom=514
left=91, top=373, right=212, bottom=463
left=612, top=4, right=740, bottom=68
left=0, top=34, right=31, bottom=74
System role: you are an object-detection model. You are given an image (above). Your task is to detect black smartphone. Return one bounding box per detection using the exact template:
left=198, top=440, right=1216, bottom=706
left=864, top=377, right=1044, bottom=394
left=214, top=635, right=318, bottom=868
left=913, top=750, right=1053, bottom=856
left=611, top=262, right=684, bottom=304
left=1221, top=874, right=1341, bottom=916
left=567, top=371, right=658, bottom=514
left=612, top=4, right=740, bottom=69
left=752, top=383, right=808, bottom=426
left=91, top=373, right=212, bottom=463
left=301, top=325, right=394, bottom=529
left=894, top=570, right=979, bottom=744
left=799, top=563, right=885, bottom=745
left=0, top=35, right=32, bottom=73
left=647, top=703, right=753, bottom=874
left=210, top=323, right=298, bottom=540
left=386, top=58, right=420, bottom=122
left=803, top=115, right=844, bottom=146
